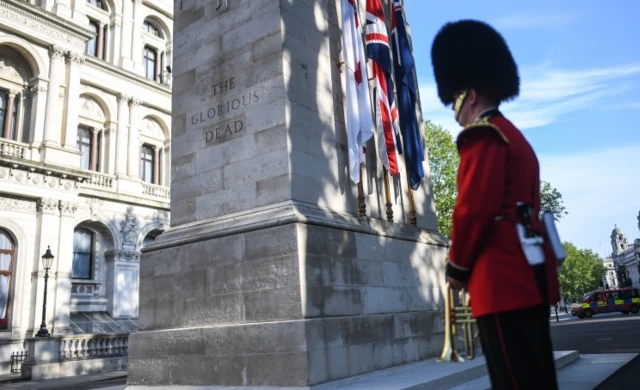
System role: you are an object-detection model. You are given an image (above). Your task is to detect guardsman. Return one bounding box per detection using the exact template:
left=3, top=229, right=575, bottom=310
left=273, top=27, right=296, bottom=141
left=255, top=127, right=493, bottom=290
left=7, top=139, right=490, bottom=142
left=430, top=20, right=561, bottom=390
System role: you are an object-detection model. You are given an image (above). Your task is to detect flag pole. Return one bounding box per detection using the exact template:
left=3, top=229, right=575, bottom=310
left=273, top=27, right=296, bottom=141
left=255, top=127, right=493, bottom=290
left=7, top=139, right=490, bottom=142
left=357, top=164, right=366, bottom=217
left=383, top=167, right=393, bottom=222
left=404, top=166, right=417, bottom=227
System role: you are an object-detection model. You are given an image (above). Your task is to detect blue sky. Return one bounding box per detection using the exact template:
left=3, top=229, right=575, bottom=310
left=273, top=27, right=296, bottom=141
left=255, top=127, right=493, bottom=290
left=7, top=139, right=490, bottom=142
left=403, top=0, right=640, bottom=257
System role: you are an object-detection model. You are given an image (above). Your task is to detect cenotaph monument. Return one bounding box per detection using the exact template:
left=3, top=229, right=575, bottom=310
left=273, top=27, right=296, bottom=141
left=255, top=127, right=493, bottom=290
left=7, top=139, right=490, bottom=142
left=127, top=0, right=448, bottom=387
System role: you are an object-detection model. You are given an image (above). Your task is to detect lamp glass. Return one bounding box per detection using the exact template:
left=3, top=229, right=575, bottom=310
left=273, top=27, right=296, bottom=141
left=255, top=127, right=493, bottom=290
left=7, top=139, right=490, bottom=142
left=41, top=247, right=54, bottom=270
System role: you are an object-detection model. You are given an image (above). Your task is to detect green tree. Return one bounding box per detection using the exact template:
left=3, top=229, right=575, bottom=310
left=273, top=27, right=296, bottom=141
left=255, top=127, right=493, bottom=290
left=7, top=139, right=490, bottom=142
left=424, top=121, right=568, bottom=237
left=540, top=181, right=568, bottom=221
left=557, top=242, right=606, bottom=301
left=424, top=120, right=459, bottom=237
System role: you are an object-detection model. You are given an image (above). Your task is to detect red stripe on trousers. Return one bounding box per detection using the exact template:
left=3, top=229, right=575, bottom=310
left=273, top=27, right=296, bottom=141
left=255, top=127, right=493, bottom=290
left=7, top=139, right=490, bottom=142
left=494, top=315, right=519, bottom=390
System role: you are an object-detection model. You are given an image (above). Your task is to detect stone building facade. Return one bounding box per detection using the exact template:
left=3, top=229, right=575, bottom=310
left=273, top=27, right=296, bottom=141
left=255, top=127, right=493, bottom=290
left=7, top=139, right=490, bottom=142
left=603, top=224, right=640, bottom=290
left=0, top=0, right=172, bottom=371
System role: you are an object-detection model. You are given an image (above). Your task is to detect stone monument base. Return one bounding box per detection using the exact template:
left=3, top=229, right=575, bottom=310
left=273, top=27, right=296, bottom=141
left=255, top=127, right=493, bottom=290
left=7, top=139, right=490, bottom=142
left=127, top=201, right=447, bottom=387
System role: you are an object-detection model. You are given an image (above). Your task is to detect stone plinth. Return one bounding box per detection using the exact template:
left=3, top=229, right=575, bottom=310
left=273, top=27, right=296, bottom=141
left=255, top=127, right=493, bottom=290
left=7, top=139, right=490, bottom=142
left=127, top=0, right=446, bottom=388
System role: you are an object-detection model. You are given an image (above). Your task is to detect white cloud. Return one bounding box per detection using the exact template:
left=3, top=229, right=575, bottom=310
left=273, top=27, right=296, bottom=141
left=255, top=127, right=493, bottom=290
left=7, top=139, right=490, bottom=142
left=539, top=146, right=640, bottom=257
left=420, top=64, right=640, bottom=136
left=490, top=12, right=581, bottom=30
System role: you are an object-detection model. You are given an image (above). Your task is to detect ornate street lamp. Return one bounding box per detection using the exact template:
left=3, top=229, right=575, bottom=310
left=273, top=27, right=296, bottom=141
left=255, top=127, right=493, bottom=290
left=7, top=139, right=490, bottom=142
left=36, top=246, right=54, bottom=337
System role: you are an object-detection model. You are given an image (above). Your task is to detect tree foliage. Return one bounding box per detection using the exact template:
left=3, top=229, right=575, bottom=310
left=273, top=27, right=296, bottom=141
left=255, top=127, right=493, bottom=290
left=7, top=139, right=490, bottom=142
left=424, top=121, right=568, bottom=237
left=557, top=242, right=606, bottom=301
left=540, top=181, right=568, bottom=221
left=424, top=120, right=459, bottom=237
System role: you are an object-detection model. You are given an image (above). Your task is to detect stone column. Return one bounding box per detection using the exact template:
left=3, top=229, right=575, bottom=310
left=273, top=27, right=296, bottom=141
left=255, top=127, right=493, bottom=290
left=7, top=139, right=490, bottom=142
left=90, top=128, right=99, bottom=171
left=110, top=19, right=122, bottom=65
left=107, top=124, right=117, bottom=174
left=2, top=91, right=16, bottom=139
left=99, top=128, right=106, bottom=172
left=115, top=94, right=130, bottom=176
left=156, top=51, right=163, bottom=82
left=43, top=46, right=65, bottom=145
left=29, top=81, right=47, bottom=147
left=131, top=0, right=144, bottom=73
left=97, top=23, right=105, bottom=60
left=51, top=200, right=78, bottom=335
left=127, top=98, right=141, bottom=178
left=31, top=198, right=61, bottom=336
left=63, top=52, right=84, bottom=149
left=15, top=92, right=25, bottom=142
left=128, top=1, right=446, bottom=388
left=152, top=145, right=159, bottom=184
left=119, top=0, right=133, bottom=69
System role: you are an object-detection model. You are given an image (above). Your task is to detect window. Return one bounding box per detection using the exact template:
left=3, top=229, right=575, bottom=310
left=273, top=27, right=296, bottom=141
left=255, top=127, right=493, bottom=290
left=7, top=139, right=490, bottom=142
left=77, top=127, right=92, bottom=170
left=143, top=46, right=157, bottom=81
left=86, top=20, right=99, bottom=57
left=72, top=228, right=93, bottom=279
left=0, top=229, right=15, bottom=329
left=140, top=145, right=154, bottom=183
left=143, top=21, right=160, bottom=37
left=86, top=0, right=104, bottom=9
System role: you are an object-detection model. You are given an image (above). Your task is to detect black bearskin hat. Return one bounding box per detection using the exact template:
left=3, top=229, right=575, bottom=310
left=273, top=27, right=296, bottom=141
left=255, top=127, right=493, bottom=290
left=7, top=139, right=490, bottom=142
left=430, top=20, right=520, bottom=106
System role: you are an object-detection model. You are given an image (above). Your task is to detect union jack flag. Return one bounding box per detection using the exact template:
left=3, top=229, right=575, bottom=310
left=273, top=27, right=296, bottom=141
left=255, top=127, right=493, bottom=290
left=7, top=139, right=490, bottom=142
left=365, top=0, right=401, bottom=176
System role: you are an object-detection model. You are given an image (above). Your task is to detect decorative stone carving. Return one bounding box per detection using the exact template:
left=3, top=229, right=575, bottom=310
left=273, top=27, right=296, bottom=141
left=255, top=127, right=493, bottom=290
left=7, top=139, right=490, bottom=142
left=117, top=93, right=131, bottom=104
left=120, top=206, right=140, bottom=250
left=59, top=200, right=78, bottom=216
left=105, top=250, right=141, bottom=262
left=49, top=45, right=66, bottom=60
left=67, top=51, right=85, bottom=65
left=37, top=198, right=59, bottom=214
left=79, top=97, right=106, bottom=121
left=130, top=98, right=142, bottom=107
left=0, top=2, right=85, bottom=49
left=85, top=198, right=104, bottom=218
left=154, top=210, right=169, bottom=226
left=141, top=118, right=164, bottom=140
left=0, top=196, right=36, bottom=213
left=0, top=59, right=22, bottom=81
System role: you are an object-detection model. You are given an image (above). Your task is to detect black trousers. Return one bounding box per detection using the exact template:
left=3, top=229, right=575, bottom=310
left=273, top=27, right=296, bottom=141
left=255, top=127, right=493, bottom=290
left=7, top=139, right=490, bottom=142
left=476, top=304, right=559, bottom=390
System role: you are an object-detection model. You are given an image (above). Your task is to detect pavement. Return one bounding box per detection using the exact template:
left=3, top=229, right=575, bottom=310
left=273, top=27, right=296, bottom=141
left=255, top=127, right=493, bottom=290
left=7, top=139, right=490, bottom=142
left=3, top=311, right=638, bottom=389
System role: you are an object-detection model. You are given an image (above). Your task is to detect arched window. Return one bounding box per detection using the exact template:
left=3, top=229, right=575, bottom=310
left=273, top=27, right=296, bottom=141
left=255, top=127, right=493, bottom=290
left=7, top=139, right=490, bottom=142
left=0, top=229, right=15, bottom=329
left=0, top=46, right=34, bottom=143
left=72, top=228, right=93, bottom=280
left=86, top=0, right=104, bottom=9
left=141, top=17, right=170, bottom=84
left=143, top=21, right=160, bottom=37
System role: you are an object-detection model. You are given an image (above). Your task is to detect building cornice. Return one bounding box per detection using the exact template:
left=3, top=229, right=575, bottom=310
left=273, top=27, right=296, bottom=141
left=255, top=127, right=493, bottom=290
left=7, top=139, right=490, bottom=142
left=0, top=154, right=91, bottom=183
left=0, top=0, right=95, bottom=51
left=143, top=0, right=173, bottom=20
left=83, top=57, right=172, bottom=101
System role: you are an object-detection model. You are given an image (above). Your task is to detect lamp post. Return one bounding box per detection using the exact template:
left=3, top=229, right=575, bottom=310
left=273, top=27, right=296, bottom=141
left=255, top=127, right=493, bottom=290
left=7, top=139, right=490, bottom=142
left=35, top=246, right=54, bottom=337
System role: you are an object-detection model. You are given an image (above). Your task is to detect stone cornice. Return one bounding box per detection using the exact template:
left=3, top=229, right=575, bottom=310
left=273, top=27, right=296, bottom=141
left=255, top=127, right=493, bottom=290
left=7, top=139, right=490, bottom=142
left=143, top=200, right=449, bottom=254
left=84, top=57, right=172, bottom=101
left=0, top=0, right=95, bottom=50
left=0, top=154, right=91, bottom=184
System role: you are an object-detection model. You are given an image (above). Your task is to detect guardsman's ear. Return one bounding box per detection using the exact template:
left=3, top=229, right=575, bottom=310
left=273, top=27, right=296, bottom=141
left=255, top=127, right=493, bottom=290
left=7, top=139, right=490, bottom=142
left=468, top=89, right=478, bottom=107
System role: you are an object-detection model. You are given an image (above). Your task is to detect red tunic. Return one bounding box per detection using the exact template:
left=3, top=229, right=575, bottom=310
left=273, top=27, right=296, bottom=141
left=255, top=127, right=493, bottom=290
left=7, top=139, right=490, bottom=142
left=447, top=113, right=561, bottom=318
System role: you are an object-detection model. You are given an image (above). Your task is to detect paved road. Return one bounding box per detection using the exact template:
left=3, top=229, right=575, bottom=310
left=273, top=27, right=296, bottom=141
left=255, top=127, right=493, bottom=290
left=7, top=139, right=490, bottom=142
left=549, top=311, right=640, bottom=389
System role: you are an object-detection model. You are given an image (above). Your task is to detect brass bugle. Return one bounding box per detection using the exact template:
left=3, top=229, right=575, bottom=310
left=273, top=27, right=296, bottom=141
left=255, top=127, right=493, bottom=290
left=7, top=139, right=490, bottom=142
left=437, top=259, right=479, bottom=363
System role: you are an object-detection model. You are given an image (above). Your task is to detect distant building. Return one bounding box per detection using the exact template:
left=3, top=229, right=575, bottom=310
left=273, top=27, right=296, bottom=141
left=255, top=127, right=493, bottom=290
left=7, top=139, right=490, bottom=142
left=602, top=224, right=640, bottom=290
left=0, top=0, right=172, bottom=375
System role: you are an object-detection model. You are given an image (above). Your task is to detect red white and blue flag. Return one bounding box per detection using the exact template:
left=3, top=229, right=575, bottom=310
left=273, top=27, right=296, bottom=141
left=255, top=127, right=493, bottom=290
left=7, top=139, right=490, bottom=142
left=391, top=0, right=425, bottom=190
left=365, top=0, right=401, bottom=176
left=341, top=0, right=375, bottom=184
